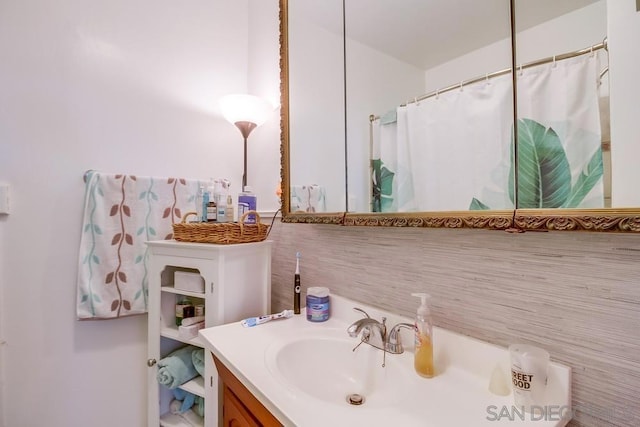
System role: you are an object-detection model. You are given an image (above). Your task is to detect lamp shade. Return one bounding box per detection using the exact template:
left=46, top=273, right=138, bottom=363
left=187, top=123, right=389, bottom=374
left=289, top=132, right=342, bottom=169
left=219, top=94, right=273, bottom=127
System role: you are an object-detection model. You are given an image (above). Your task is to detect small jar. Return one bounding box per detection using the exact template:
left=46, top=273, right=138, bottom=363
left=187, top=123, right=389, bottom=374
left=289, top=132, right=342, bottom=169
left=175, top=297, right=191, bottom=326
left=306, top=287, right=330, bottom=322
left=195, top=304, right=205, bottom=317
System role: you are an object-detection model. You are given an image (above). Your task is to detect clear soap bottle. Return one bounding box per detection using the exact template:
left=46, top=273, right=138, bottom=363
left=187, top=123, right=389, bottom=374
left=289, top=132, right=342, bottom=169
left=412, top=293, right=434, bottom=378
left=195, top=185, right=205, bottom=222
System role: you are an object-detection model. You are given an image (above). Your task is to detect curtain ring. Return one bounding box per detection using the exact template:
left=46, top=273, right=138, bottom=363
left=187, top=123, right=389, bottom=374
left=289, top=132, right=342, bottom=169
left=552, top=55, right=557, bottom=68
left=589, top=45, right=594, bottom=57
left=459, top=81, right=464, bottom=92
left=435, top=89, right=439, bottom=100
left=485, top=73, right=490, bottom=85
left=518, top=64, right=523, bottom=76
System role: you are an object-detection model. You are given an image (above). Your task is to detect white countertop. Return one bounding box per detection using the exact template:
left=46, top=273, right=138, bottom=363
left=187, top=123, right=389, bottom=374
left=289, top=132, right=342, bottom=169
left=199, top=294, right=572, bottom=426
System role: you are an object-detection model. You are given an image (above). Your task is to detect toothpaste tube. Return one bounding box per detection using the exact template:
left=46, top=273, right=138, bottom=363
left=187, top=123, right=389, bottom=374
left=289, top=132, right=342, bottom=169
left=241, top=309, right=295, bottom=328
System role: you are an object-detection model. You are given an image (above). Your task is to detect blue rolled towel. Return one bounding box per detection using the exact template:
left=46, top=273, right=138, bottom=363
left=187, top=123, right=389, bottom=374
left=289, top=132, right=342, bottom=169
left=192, top=348, right=205, bottom=377
left=173, top=388, right=196, bottom=413
left=157, top=345, right=199, bottom=389
left=172, top=383, right=204, bottom=417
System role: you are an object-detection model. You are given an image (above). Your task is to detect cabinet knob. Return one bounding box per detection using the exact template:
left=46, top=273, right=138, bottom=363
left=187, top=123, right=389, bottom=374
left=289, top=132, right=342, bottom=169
left=147, top=358, right=157, bottom=367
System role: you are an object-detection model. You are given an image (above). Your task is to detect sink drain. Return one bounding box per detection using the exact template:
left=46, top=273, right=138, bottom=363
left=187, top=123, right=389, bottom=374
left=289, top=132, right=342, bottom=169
left=346, top=393, right=365, bottom=405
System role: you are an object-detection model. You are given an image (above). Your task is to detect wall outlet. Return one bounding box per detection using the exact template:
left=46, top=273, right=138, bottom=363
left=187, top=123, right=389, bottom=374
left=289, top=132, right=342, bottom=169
left=0, top=184, right=9, bottom=215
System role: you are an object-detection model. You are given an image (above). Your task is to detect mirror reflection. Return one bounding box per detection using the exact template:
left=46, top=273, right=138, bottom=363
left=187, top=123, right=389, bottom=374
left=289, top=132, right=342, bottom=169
left=287, top=0, right=346, bottom=213
left=514, top=0, right=610, bottom=209
left=283, top=0, right=640, bottom=228
left=344, top=0, right=514, bottom=213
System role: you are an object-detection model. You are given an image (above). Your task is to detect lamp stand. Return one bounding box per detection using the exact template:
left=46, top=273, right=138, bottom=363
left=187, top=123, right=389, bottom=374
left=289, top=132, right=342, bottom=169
left=234, top=121, right=257, bottom=190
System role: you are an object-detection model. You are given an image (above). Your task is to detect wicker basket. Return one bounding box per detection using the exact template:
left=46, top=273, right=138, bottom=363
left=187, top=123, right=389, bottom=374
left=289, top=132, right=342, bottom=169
left=172, top=211, right=268, bottom=244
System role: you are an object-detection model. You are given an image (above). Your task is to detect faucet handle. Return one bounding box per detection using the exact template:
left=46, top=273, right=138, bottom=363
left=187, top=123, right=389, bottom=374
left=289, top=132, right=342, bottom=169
left=387, top=322, right=417, bottom=354
left=352, top=307, right=370, bottom=318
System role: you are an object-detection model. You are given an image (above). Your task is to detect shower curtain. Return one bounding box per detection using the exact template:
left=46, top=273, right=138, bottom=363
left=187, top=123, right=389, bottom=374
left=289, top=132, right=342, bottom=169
left=516, top=53, right=604, bottom=208
left=372, top=73, right=514, bottom=212
left=371, top=51, right=603, bottom=212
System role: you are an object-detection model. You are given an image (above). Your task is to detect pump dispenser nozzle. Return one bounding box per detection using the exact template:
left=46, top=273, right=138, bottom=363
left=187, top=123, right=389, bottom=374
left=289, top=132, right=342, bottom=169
left=411, top=293, right=431, bottom=316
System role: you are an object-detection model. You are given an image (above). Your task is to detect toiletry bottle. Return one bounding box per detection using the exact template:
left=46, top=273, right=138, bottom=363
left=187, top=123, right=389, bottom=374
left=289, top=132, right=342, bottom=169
left=412, top=293, right=434, bottom=378
left=238, top=186, right=257, bottom=223
left=226, top=194, right=234, bottom=222
left=206, top=180, right=217, bottom=222
left=201, top=185, right=209, bottom=222
left=195, top=185, right=205, bottom=222
left=306, top=287, right=330, bottom=322
left=216, top=179, right=227, bottom=223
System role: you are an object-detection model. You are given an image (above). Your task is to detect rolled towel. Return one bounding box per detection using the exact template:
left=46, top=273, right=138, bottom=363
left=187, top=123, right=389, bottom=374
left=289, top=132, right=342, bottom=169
left=157, top=345, right=199, bottom=389
left=173, top=388, right=196, bottom=413
left=169, top=399, right=182, bottom=415
left=194, top=396, right=205, bottom=417
left=192, top=348, right=205, bottom=377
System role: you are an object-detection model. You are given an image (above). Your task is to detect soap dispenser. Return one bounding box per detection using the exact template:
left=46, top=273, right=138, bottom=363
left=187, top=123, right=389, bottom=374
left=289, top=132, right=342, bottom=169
left=412, top=293, right=434, bottom=378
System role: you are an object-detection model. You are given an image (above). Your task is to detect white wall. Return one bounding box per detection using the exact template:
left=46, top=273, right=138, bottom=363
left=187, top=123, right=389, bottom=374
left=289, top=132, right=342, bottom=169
left=248, top=0, right=282, bottom=209
left=608, top=0, right=640, bottom=207
left=0, top=219, right=4, bottom=426
left=345, top=39, right=426, bottom=212
left=426, top=1, right=607, bottom=93
left=288, top=0, right=347, bottom=212
left=0, top=0, right=281, bottom=426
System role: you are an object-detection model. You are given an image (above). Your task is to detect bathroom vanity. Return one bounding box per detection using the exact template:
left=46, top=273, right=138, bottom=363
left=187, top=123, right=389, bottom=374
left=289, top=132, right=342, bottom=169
left=199, top=294, right=572, bottom=427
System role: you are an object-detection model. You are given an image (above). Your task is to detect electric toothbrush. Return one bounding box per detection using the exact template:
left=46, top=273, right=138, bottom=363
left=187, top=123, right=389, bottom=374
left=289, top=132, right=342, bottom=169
left=294, top=251, right=301, bottom=314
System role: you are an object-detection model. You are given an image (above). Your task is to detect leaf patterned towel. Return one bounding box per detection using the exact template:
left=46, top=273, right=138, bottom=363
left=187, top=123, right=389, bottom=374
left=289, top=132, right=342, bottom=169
left=291, top=184, right=326, bottom=213
left=76, top=171, right=201, bottom=319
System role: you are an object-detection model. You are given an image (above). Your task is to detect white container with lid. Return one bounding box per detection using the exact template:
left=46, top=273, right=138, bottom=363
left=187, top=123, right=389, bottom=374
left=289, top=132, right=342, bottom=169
left=306, top=287, right=330, bottom=322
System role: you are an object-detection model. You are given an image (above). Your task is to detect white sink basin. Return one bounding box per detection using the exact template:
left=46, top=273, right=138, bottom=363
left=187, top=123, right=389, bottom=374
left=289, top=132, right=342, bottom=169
left=265, top=330, right=411, bottom=407
left=200, top=294, right=572, bottom=427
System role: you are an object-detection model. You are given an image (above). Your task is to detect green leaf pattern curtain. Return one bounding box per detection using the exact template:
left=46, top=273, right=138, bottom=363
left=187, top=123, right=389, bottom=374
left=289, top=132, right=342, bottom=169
left=371, top=52, right=604, bottom=212
left=371, top=73, right=514, bottom=212
left=515, top=53, right=604, bottom=208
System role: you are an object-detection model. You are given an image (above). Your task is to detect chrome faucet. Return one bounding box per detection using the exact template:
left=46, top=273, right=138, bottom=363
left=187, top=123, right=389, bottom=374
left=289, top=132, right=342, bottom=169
left=347, top=308, right=417, bottom=367
left=387, top=322, right=417, bottom=354
left=347, top=315, right=387, bottom=351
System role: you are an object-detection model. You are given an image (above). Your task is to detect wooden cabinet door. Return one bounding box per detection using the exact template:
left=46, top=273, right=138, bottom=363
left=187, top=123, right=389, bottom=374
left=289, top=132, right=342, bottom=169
left=223, top=386, right=260, bottom=427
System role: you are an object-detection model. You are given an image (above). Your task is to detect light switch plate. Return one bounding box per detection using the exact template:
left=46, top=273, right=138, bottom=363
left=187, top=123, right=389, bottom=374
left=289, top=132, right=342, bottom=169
left=0, top=184, right=10, bottom=214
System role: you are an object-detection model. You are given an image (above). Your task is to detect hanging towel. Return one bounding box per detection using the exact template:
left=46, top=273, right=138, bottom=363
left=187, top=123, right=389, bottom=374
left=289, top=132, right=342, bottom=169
left=290, top=184, right=326, bottom=213
left=192, top=348, right=205, bottom=377
left=380, top=109, right=397, bottom=125
left=157, top=345, right=200, bottom=389
left=76, top=170, right=201, bottom=319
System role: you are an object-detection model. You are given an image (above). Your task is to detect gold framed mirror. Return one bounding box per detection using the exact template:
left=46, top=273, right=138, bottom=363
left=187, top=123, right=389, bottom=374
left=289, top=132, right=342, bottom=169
left=279, top=0, right=640, bottom=232
left=511, top=0, right=640, bottom=232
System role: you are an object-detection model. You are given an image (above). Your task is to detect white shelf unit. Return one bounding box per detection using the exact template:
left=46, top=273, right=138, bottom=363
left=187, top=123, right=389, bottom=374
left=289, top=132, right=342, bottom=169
left=146, top=240, right=272, bottom=427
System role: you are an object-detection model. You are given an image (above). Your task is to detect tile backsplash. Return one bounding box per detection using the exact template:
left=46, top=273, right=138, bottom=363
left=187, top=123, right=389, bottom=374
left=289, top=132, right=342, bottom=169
left=269, top=221, right=640, bottom=427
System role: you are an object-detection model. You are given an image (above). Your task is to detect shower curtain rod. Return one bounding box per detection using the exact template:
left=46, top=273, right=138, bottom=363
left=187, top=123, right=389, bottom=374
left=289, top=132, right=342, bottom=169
left=370, top=38, right=608, bottom=121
